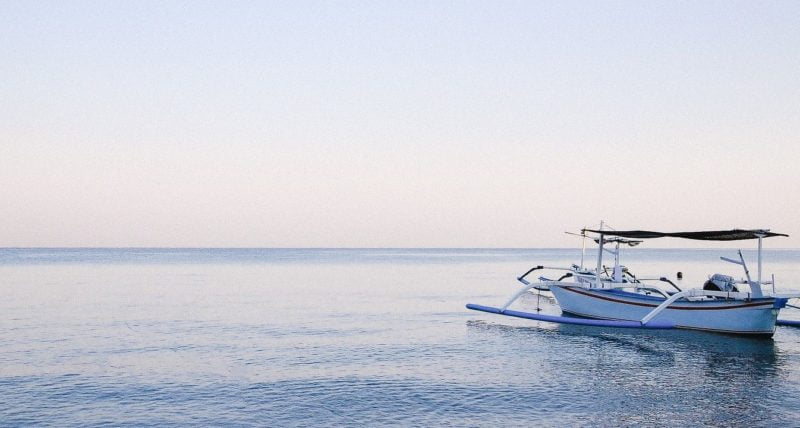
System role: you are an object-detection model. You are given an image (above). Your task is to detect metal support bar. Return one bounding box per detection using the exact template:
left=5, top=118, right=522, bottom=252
left=738, top=250, right=752, bottom=284
left=659, top=277, right=682, bottom=292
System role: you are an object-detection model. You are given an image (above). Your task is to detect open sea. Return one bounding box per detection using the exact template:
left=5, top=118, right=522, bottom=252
left=2, top=247, right=800, bottom=427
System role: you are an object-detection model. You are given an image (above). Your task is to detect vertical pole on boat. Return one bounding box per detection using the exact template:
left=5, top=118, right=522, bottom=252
left=595, top=221, right=604, bottom=289
left=613, top=241, right=622, bottom=282
left=757, top=234, right=763, bottom=287
left=580, top=228, right=586, bottom=269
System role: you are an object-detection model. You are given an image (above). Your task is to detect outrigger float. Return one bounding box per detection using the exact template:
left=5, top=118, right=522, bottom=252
left=467, top=225, right=800, bottom=336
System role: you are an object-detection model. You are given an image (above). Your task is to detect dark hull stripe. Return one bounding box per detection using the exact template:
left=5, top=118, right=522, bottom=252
left=560, top=286, right=774, bottom=311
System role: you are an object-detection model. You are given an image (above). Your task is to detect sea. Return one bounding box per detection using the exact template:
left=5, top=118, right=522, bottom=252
left=1, top=248, right=800, bottom=427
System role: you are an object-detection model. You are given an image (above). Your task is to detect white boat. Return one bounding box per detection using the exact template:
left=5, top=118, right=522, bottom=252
left=467, top=225, right=800, bottom=336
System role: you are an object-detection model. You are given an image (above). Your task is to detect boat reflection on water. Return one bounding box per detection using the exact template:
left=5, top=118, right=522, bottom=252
left=466, top=319, right=780, bottom=360
left=464, top=319, right=790, bottom=425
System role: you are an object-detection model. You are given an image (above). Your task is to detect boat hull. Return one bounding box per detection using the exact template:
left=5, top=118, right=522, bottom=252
left=549, top=285, right=780, bottom=336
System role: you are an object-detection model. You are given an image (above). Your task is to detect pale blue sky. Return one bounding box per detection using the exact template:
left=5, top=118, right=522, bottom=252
left=2, top=1, right=799, bottom=247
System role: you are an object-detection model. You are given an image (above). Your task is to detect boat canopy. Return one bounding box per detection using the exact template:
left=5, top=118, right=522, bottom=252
left=581, top=229, right=788, bottom=241
left=592, top=237, right=642, bottom=246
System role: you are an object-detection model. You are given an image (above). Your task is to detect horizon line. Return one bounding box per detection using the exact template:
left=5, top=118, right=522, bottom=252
left=2, top=246, right=800, bottom=250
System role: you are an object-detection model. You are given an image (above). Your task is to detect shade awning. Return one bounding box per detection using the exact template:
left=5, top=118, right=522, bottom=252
left=581, top=229, right=788, bottom=241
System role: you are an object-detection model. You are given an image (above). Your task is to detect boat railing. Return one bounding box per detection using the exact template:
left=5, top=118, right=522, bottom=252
left=517, top=265, right=588, bottom=285
left=632, top=277, right=682, bottom=292
left=515, top=265, right=772, bottom=299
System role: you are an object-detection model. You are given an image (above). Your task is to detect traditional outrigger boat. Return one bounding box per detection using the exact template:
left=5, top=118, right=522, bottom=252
left=467, top=226, right=800, bottom=336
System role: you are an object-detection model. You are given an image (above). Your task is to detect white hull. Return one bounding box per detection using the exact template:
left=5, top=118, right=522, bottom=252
left=550, top=284, right=780, bottom=335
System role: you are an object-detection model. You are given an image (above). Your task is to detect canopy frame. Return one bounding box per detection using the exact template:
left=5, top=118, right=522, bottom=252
left=581, top=228, right=788, bottom=241
left=582, top=226, right=788, bottom=297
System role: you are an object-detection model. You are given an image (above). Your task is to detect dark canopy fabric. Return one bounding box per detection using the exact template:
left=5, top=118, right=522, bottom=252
left=592, top=237, right=642, bottom=246
left=581, top=229, right=788, bottom=241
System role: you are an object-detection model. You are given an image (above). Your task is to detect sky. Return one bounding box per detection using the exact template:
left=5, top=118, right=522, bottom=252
left=1, top=1, right=799, bottom=248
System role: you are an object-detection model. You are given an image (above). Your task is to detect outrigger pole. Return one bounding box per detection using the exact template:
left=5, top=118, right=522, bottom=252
left=466, top=303, right=675, bottom=329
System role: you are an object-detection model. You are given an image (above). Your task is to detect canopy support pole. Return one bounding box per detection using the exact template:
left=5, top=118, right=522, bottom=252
left=595, top=221, right=604, bottom=289
left=757, top=235, right=763, bottom=287
left=580, top=228, right=586, bottom=269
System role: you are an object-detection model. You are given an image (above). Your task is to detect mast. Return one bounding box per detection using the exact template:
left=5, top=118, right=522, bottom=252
left=750, top=232, right=765, bottom=297
left=595, top=221, right=604, bottom=289
left=580, top=227, right=586, bottom=269
left=612, top=240, right=622, bottom=282
left=757, top=233, right=763, bottom=288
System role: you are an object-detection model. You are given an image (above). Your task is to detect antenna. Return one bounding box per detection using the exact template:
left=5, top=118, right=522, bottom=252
left=564, top=230, right=588, bottom=269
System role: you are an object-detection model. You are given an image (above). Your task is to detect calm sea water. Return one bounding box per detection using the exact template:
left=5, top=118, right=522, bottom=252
left=2, top=248, right=800, bottom=426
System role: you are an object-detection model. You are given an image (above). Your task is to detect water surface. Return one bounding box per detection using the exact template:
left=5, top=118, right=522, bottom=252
left=2, top=248, right=799, bottom=426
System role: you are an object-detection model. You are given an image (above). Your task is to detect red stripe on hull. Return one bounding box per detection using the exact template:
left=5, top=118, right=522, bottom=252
left=561, top=286, right=774, bottom=310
